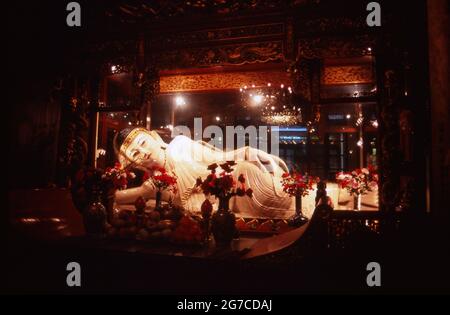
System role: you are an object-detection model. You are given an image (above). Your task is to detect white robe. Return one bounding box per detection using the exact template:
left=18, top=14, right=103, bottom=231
left=166, top=135, right=298, bottom=219
left=116, top=134, right=378, bottom=217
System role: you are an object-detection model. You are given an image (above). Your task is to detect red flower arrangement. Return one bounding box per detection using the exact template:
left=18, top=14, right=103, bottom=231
left=71, top=162, right=135, bottom=213
left=336, top=165, right=378, bottom=196
left=196, top=162, right=253, bottom=245
left=102, top=162, right=136, bottom=190
left=196, top=162, right=253, bottom=201
left=281, top=171, right=316, bottom=197
left=149, top=166, right=178, bottom=194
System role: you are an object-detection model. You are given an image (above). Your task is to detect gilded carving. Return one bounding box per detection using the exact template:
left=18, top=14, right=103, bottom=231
left=298, top=35, right=375, bottom=59
left=322, top=65, right=374, bottom=85
left=288, top=58, right=313, bottom=101
left=149, top=23, right=284, bottom=49
left=285, top=18, right=295, bottom=59
left=296, top=17, right=367, bottom=35
left=107, top=1, right=316, bottom=22
left=158, top=41, right=284, bottom=70
left=160, top=71, right=292, bottom=92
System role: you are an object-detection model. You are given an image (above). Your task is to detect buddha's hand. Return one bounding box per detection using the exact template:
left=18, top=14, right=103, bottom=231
left=115, top=180, right=155, bottom=204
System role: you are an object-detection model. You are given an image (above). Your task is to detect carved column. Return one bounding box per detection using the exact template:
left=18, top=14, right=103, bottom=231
left=55, top=77, right=75, bottom=187
left=56, top=75, right=90, bottom=185
left=285, top=17, right=296, bottom=61
left=376, top=61, right=402, bottom=213
left=427, top=0, right=450, bottom=218
left=291, top=58, right=312, bottom=102
left=142, top=55, right=160, bottom=130
left=375, top=0, right=430, bottom=215
left=88, top=72, right=100, bottom=168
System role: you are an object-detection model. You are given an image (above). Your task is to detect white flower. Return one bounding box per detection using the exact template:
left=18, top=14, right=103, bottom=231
left=362, top=168, right=369, bottom=174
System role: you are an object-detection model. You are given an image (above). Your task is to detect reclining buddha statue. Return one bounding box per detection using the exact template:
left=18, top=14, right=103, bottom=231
left=113, top=127, right=316, bottom=219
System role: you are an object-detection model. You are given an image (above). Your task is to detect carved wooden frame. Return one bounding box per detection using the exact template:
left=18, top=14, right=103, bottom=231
left=82, top=14, right=404, bottom=215
left=294, top=35, right=395, bottom=213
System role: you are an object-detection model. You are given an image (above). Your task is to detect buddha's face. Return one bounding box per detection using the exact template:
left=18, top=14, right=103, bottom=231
left=122, top=131, right=165, bottom=170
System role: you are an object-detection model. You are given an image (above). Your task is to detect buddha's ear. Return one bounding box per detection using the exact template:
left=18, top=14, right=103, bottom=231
left=149, top=130, right=167, bottom=148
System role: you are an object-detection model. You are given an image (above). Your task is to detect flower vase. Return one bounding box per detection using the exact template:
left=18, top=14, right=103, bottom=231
left=155, top=190, right=162, bottom=210
left=102, top=189, right=116, bottom=224
left=201, top=199, right=213, bottom=242
left=83, top=192, right=107, bottom=236
left=295, top=193, right=302, bottom=216
left=353, top=194, right=362, bottom=211
left=211, top=196, right=236, bottom=247
left=289, top=193, right=308, bottom=226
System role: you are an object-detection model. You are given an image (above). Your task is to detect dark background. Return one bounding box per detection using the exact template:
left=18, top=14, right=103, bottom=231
left=7, top=1, right=92, bottom=188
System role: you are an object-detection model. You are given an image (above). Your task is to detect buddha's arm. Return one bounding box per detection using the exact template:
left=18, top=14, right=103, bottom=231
left=115, top=181, right=154, bottom=204
left=231, top=147, right=287, bottom=174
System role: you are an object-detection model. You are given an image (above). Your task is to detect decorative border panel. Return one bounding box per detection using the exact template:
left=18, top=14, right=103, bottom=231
left=157, top=41, right=284, bottom=70
left=150, top=23, right=284, bottom=49
left=298, top=35, right=375, bottom=59
left=160, top=70, right=291, bottom=92
left=322, top=65, right=374, bottom=85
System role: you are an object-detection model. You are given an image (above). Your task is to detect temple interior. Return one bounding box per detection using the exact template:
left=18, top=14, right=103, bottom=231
left=6, top=0, right=449, bottom=294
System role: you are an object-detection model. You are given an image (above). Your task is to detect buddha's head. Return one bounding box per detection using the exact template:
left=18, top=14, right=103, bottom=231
left=114, top=127, right=168, bottom=170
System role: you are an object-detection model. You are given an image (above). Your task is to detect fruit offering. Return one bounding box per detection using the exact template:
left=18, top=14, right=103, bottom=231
left=105, top=203, right=204, bottom=246
left=106, top=208, right=177, bottom=241
left=106, top=210, right=138, bottom=239
left=159, top=203, right=184, bottom=221
left=171, top=216, right=204, bottom=245
left=134, top=196, right=146, bottom=214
